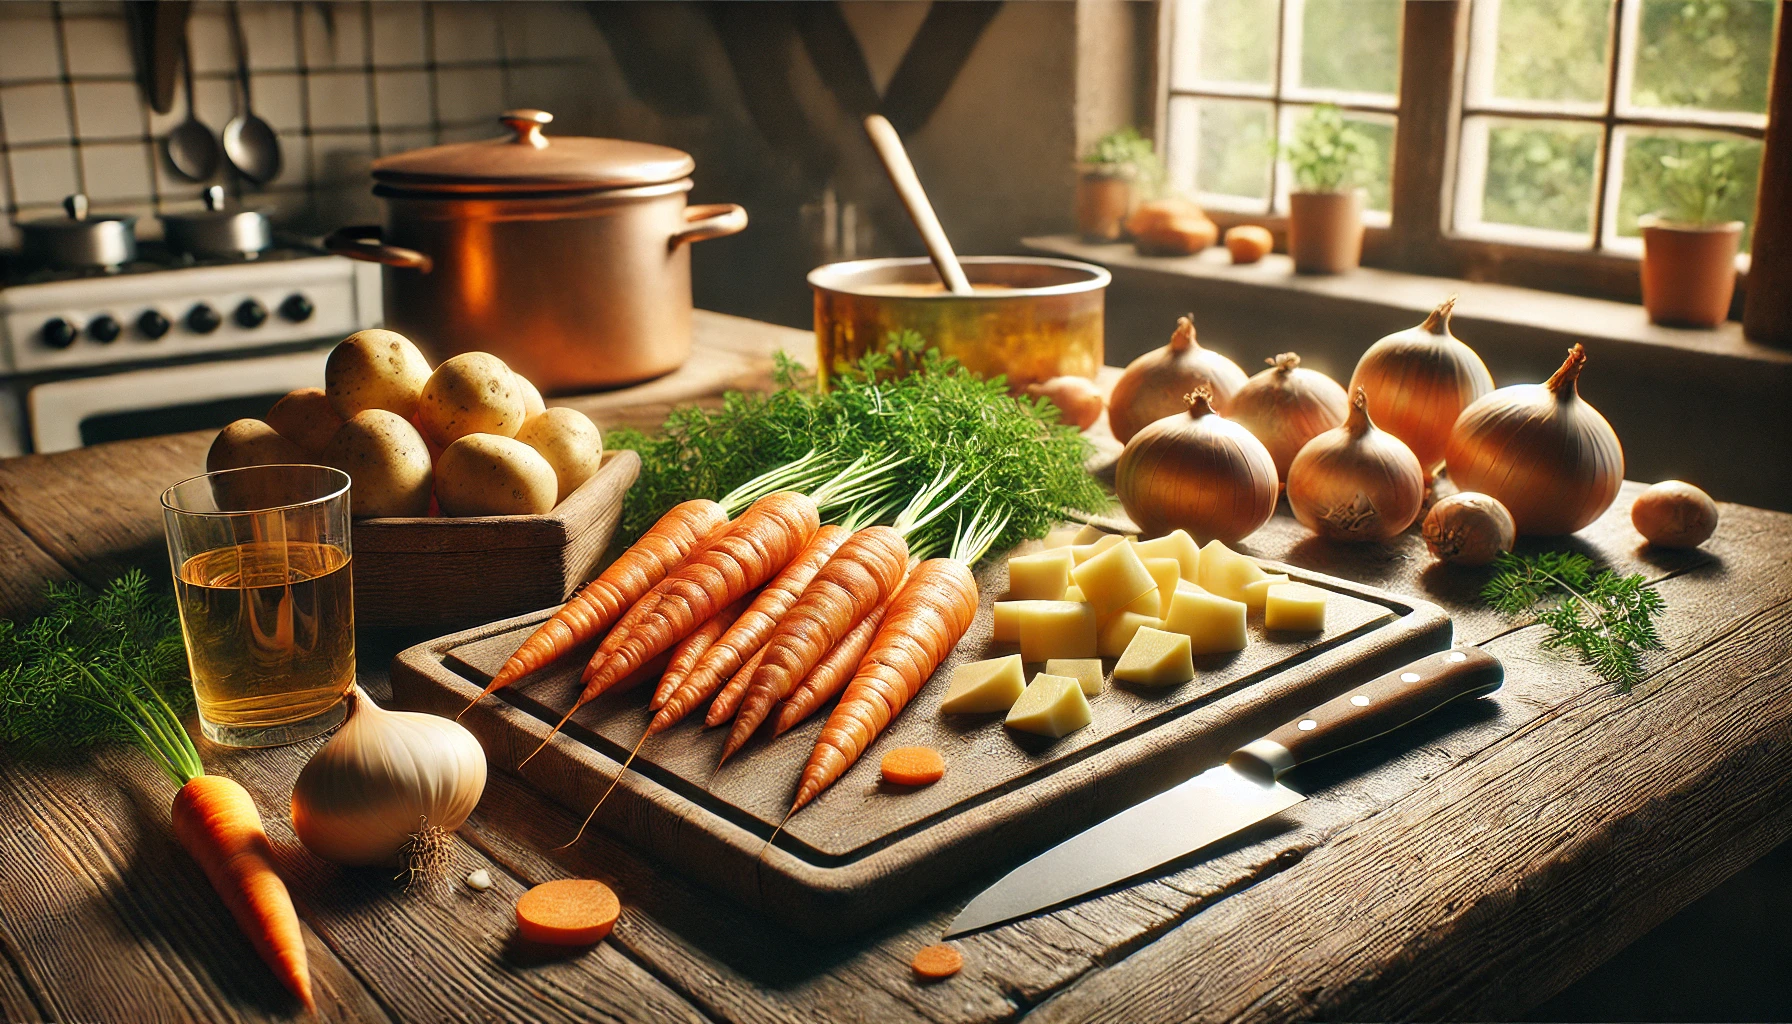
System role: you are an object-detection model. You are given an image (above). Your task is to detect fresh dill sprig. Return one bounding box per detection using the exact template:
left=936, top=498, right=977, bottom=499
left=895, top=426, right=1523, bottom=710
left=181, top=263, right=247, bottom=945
left=1482, top=551, right=1667, bottom=692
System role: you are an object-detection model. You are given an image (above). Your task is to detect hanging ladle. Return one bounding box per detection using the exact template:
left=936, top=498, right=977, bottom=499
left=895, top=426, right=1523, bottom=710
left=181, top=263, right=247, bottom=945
left=221, top=1, right=281, bottom=185
left=164, top=36, right=220, bottom=182
left=863, top=114, right=973, bottom=295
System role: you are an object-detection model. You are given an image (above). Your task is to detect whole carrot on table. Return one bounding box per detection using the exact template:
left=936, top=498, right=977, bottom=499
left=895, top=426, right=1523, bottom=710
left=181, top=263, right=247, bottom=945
left=651, top=593, right=751, bottom=710
left=772, top=562, right=909, bottom=737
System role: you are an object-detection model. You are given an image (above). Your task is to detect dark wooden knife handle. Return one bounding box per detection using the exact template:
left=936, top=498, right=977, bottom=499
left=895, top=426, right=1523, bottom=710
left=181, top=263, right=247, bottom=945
left=1227, top=646, right=1502, bottom=783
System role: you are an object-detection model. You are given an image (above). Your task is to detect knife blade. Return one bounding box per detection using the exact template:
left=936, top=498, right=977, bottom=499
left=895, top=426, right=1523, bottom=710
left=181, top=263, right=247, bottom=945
left=944, top=645, right=1502, bottom=937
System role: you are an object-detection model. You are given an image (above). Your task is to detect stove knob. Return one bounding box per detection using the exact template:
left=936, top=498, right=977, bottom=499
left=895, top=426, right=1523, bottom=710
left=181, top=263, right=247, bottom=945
left=87, top=314, right=121, bottom=343
left=278, top=293, right=315, bottom=323
left=186, top=303, right=222, bottom=335
left=234, top=298, right=269, bottom=329
left=41, top=317, right=78, bottom=349
left=137, top=309, right=171, bottom=340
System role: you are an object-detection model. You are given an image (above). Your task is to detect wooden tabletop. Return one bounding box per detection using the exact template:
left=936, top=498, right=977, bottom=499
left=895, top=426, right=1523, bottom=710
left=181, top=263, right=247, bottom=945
left=2, top=309, right=1789, bottom=1023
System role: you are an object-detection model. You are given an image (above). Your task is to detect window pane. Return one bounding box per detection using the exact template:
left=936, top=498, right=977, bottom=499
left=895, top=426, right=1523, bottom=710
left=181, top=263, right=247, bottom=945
left=1468, top=118, right=1603, bottom=237
left=1192, top=97, right=1276, bottom=206
left=1630, top=0, right=1778, bottom=114
left=1174, top=0, right=1278, bottom=88
left=1483, top=0, right=1611, bottom=106
left=1614, top=130, right=1762, bottom=249
left=1297, top=0, right=1402, bottom=96
left=1278, top=106, right=1395, bottom=215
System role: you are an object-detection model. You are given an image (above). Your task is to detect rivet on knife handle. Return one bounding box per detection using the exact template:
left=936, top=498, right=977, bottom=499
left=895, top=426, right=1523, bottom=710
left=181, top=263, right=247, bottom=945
left=1228, top=646, right=1502, bottom=783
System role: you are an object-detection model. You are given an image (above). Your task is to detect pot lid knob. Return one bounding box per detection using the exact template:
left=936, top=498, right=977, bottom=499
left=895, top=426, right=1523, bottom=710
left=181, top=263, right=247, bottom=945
left=203, top=185, right=226, bottom=211
left=500, top=109, right=553, bottom=150
left=63, top=193, right=90, bottom=221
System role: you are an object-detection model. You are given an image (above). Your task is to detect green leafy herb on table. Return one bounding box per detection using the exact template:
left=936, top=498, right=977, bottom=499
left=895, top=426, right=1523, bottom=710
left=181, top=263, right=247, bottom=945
left=1482, top=551, right=1667, bottom=692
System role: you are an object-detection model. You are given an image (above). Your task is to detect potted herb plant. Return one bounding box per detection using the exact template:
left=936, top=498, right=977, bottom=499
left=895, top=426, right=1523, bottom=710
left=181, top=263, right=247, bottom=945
left=1283, top=105, right=1374, bottom=274
left=1639, top=140, right=1744, bottom=328
left=1077, top=127, right=1162, bottom=243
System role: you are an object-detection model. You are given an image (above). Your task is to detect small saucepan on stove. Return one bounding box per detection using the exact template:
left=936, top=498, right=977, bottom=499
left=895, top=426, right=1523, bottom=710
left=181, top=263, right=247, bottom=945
left=18, top=194, right=137, bottom=270
left=162, top=186, right=273, bottom=259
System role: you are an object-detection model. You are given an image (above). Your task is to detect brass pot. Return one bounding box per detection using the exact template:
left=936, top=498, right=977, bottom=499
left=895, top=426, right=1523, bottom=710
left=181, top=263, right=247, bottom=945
left=808, top=256, right=1109, bottom=391
left=325, top=110, right=746, bottom=393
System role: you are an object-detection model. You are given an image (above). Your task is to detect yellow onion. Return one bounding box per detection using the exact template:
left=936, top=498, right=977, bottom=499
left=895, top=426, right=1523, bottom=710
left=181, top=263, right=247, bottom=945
left=1287, top=387, right=1425, bottom=542
left=1116, top=388, right=1277, bottom=544
left=1108, top=316, right=1248, bottom=443
left=1025, top=376, right=1105, bottom=431
left=1422, top=492, right=1516, bottom=566
left=1632, top=480, right=1718, bottom=548
left=1349, top=296, right=1494, bottom=475
left=1228, top=352, right=1348, bottom=484
left=1445, top=344, right=1623, bottom=536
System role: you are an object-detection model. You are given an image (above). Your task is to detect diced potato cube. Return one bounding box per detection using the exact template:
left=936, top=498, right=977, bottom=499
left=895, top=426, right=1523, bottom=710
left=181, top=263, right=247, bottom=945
left=1044, top=527, right=1082, bottom=549
left=1238, top=573, right=1291, bottom=612
left=1098, top=610, right=1161, bottom=657
left=1143, top=557, right=1182, bottom=617
left=1071, top=523, right=1109, bottom=545
left=1072, top=539, right=1157, bottom=618
left=1121, top=587, right=1161, bottom=616
left=1006, top=549, right=1074, bottom=601
left=1004, top=673, right=1093, bottom=738
left=1063, top=585, right=1085, bottom=603
left=940, top=654, right=1027, bottom=714
left=1135, top=529, right=1200, bottom=582
left=1198, top=539, right=1270, bottom=603
left=1113, top=627, right=1195, bottom=687
left=1017, top=601, right=1099, bottom=662
left=1265, top=582, right=1328, bottom=631
left=1045, top=658, right=1104, bottom=697
left=1071, top=533, right=1125, bottom=564
left=993, top=600, right=1053, bottom=643
left=1161, top=584, right=1248, bottom=655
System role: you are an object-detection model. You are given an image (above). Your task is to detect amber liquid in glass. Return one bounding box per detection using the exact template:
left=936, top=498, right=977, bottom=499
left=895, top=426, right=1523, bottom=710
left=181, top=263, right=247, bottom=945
left=175, top=540, right=355, bottom=729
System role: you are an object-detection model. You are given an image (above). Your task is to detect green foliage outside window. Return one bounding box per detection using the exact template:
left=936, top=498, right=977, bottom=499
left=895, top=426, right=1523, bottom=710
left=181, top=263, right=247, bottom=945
left=1481, top=123, right=1601, bottom=234
left=1283, top=104, right=1377, bottom=193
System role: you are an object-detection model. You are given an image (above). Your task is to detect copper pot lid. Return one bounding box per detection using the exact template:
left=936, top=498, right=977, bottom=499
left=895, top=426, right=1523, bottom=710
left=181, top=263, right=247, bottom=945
left=371, top=109, right=695, bottom=195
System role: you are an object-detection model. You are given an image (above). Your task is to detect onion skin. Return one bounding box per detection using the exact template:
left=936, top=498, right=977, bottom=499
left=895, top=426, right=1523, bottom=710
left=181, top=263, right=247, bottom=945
left=1632, top=480, right=1718, bottom=548
left=1445, top=344, right=1623, bottom=536
left=1025, top=376, right=1105, bottom=431
left=1116, top=389, right=1278, bottom=544
left=1350, top=296, right=1493, bottom=475
left=1229, top=352, right=1348, bottom=484
left=1287, top=388, right=1425, bottom=543
left=1108, top=316, right=1248, bottom=443
left=1422, top=492, right=1516, bottom=566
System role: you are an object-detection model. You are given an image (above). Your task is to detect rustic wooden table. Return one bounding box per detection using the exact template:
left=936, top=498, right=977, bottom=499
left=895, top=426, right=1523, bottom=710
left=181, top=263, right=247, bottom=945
left=1, top=310, right=1788, bottom=1023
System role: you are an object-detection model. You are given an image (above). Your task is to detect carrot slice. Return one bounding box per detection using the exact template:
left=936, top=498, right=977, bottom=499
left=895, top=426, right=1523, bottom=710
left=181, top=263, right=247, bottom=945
left=880, top=746, right=945, bottom=787
left=911, top=943, right=963, bottom=980
left=515, top=879, right=621, bottom=946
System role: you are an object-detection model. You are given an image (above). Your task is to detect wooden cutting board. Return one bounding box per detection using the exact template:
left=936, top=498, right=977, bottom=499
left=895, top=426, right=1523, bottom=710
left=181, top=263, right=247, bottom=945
left=392, top=555, right=1450, bottom=936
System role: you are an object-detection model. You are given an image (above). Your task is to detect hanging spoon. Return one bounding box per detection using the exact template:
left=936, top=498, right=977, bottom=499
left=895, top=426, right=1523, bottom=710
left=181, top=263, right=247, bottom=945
left=221, top=2, right=281, bottom=185
left=164, top=35, right=220, bottom=182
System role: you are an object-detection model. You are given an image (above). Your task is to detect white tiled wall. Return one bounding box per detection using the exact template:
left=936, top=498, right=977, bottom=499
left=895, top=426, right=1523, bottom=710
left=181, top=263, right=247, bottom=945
left=0, top=1, right=606, bottom=250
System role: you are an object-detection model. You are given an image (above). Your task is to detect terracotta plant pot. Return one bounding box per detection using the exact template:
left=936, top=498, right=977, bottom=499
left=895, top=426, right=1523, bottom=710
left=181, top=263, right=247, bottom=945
left=1639, top=216, right=1742, bottom=328
left=1076, top=166, right=1136, bottom=242
left=1287, top=190, right=1364, bottom=274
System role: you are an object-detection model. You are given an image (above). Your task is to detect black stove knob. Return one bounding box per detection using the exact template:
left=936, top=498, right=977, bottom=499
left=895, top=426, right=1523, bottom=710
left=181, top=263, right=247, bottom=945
left=41, top=317, right=78, bottom=349
left=234, top=298, right=269, bottom=329
left=137, top=309, right=171, bottom=340
left=278, top=293, right=315, bottom=323
left=87, top=314, right=121, bottom=343
left=186, top=303, right=222, bottom=334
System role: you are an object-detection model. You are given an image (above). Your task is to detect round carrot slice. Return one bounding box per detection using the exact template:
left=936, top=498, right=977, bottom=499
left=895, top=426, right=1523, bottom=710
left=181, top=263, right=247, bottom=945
left=912, top=943, right=963, bottom=980
left=515, top=878, right=620, bottom=946
left=881, top=746, right=946, bottom=787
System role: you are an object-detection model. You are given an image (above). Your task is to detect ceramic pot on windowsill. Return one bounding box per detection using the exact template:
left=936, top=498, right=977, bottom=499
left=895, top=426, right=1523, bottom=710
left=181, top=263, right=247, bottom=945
left=1639, top=215, right=1742, bottom=329
left=1075, top=164, right=1137, bottom=243
left=1287, top=189, right=1364, bottom=274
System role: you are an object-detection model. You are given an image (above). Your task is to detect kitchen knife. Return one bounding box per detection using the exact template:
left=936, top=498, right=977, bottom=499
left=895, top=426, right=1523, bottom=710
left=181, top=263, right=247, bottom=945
left=943, top=645, right=1502, bottom=937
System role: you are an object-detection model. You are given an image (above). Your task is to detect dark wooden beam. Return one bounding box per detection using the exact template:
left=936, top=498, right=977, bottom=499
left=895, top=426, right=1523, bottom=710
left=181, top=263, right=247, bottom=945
left=1744, top=4, right=1791, bottom=346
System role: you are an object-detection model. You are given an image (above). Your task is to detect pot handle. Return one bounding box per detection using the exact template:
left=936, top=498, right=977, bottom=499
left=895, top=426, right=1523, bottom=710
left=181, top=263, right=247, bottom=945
left=670, top=204, right=748, bottom=250
left=323, top=225, right=433, bottom=273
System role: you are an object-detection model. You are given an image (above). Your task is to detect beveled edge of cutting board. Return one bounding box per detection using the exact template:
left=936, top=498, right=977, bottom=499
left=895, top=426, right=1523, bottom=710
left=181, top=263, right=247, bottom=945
left=392, top=561, right=1452, bottom=938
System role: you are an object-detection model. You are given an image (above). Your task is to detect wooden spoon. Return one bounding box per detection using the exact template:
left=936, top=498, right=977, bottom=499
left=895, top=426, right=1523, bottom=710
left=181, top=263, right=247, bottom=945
left=863, top=114, right=972, bottom=295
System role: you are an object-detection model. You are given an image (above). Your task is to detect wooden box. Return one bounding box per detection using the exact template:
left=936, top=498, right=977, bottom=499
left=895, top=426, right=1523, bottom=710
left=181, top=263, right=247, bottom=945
left=352, top=449, right=639, bottom=629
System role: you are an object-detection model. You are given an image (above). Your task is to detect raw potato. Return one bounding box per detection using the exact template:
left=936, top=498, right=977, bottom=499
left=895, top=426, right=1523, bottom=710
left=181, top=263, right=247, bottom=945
left=1044, top=527, right=1082, bottom=549
left=1162, top=583, right=1248, bottom=655
left=1004, top=674, right=1092, bottom=738
left=1071, top=540, right=1157, bottom=618
left=265, top=388, right=344, bottom=454
left=1142, top=557, right=1183, bottom=617
left=1265, top=582, right=1327, bottom=631
left=1070, top=524, right=1109, bottom=546
left=1198, top=539, right=1270, bottom=603
left=1016, top=601, right=1099, bottom=662
left=1045, top=658, right=1104, bottom=697
left=1225, top=225, right=1274, bottom=264
left=940, top=655, right=1026, bottom=714
left=515, top=373, right=547, bottom=421
left=325, top=329, right=432, bottom=420
left=1006, top=548, right=1075, bottom=601
left=207, top=418, right=305, bottom=473
left=1098, top=610, right=1161, bottom=658
left=1070, top=533, right=1124, bottom=565
left=1114, top=627, right=1195, bottom=687
left=516, top=407, right=604, bottom=503
left=1238, top=573, right=1292, bottom=612
left=419, top=352, right=527, bottom=447
left=1134, top=529, right=1201, bottom=582
left=319, top=410, right=433, bottom=518
left=435, top=433, right=558, bottom=517
left=992, top=600, right=1052, bottom=643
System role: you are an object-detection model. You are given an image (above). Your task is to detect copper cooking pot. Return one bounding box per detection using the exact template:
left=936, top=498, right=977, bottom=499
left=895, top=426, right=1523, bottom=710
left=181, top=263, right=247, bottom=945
left=325, top=109, right=746, bottom=393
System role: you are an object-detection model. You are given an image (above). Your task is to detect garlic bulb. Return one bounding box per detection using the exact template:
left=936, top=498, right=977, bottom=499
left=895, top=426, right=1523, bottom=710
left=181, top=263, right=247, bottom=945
left=1632, top=480, right=1717, bottom=548
left=1445, top=344, right=1623, bottom=536
left=1115, top=388, right=1278, bottom=544
left=1422, top=492, right=1516, bottom=566
left=1107, top=316, right=1248, bottom=443
left=1349, top=297, right=1493, bottom=475
left=1228, top=352, right=1348, bottom=484
left=1287, top=388, right=1425, bottom=543
left=292, top=688, right=487, bottom=870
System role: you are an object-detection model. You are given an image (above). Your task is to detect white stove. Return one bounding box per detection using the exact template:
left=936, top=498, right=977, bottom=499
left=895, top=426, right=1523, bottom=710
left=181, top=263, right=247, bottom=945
left=0, top=245, right=381, bottom=454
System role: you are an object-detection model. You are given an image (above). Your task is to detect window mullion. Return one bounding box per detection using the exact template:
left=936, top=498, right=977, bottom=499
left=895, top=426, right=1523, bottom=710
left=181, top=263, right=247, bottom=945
left=1387, top=0, right=1469, bottom=269
left=1591, top=0, right=1629, bottom=252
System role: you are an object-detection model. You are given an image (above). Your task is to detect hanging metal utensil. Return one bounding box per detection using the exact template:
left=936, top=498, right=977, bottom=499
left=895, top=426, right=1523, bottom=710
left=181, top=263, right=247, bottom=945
left=164, top=35, right=220, bottom=182
left=220, top=2, right=281, bottom=185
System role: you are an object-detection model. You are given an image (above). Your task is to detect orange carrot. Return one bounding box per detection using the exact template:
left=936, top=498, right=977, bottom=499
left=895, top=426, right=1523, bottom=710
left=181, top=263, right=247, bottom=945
left=655, top=525, right=852, bottom=730
left=651, top=594, right=749, bottom=710
left=912, top=943, right=964, bottom=980
left=880, top=746, right=946, bottom=787
left=515, top=878, right=620, bottom=946
left=467, top=499, right=729, bottom=711
left=772, top=563, right=908, bottom=736
left=719, top=526, right=910, bottom=763
left=791, top=558, right=978, bottom=812
left=171, top=774, right=314, bottom=1010
left=704, top=643, right=769, bottom=729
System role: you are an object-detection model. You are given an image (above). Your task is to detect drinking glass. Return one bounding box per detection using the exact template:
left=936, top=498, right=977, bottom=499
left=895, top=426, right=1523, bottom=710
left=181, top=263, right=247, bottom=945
left=161, top=464, right=356, bottom=747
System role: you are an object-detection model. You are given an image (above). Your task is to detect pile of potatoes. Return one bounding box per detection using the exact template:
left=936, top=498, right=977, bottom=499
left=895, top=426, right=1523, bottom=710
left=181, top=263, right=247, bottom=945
left=208, top=330, right=604, bottom=519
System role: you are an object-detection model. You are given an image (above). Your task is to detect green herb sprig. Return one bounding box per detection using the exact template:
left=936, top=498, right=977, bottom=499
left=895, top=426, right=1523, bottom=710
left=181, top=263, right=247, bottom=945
left=1482, top=551, right=1667, bottom=692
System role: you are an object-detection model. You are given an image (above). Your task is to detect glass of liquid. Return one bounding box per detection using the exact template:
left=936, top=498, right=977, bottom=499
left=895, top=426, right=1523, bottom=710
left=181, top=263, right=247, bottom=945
left=161, top=464, right=356, bottom=747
